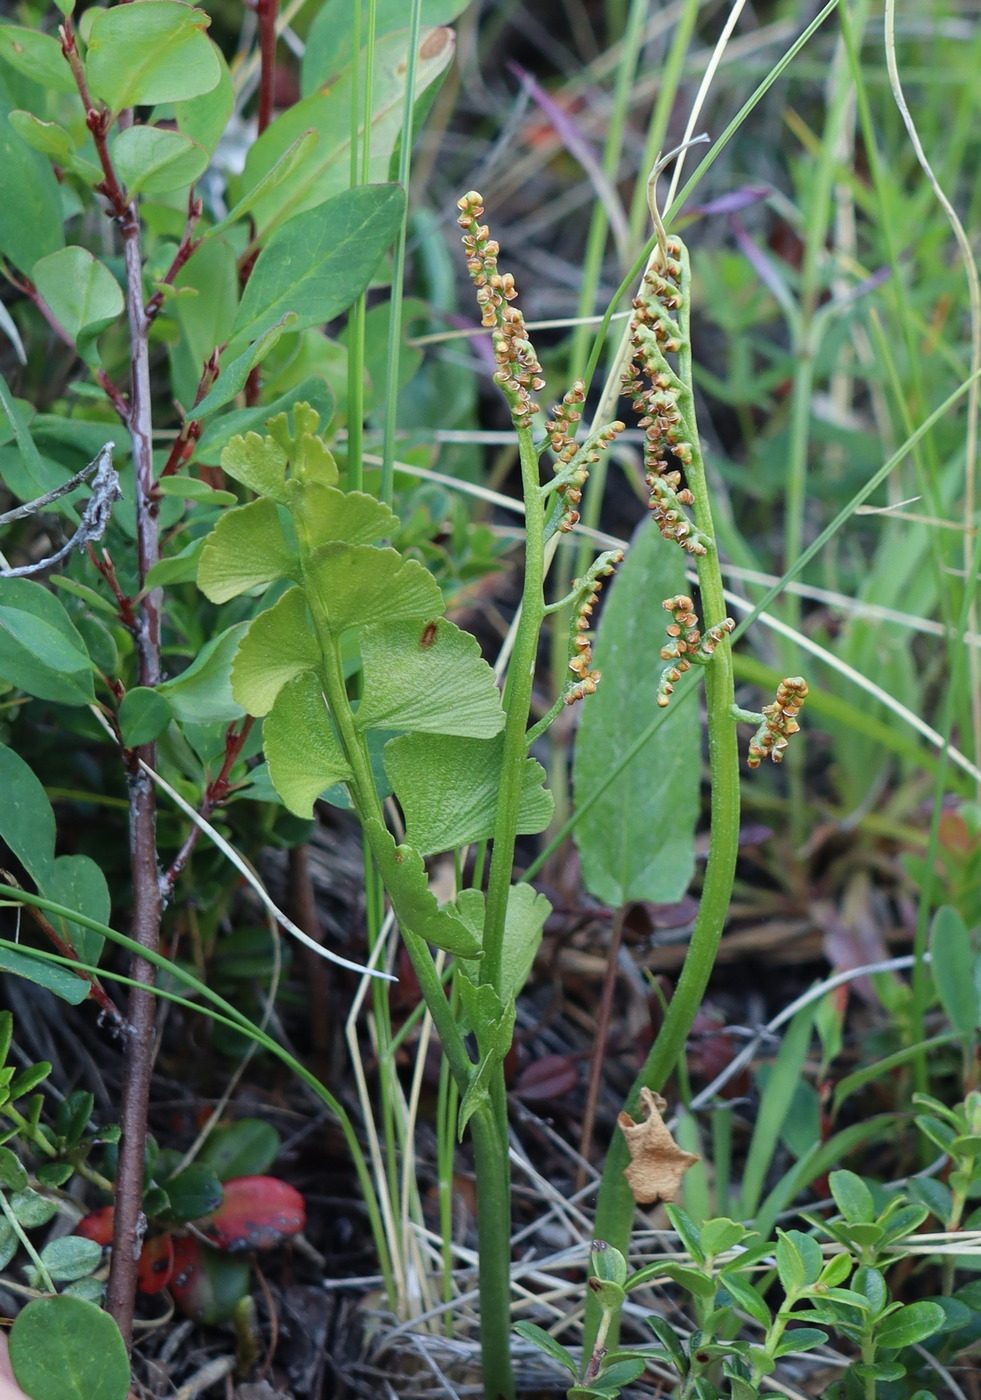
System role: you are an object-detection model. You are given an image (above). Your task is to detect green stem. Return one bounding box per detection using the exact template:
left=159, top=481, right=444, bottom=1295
left=583, top=243, right=740, bottom=1356
left=482, top=422, right=546, bottom=996
left=470, top=1107, right=516, bottom=1400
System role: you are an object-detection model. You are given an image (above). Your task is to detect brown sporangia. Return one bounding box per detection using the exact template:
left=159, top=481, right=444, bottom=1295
left=618, top=1087, right=700, bottom=1204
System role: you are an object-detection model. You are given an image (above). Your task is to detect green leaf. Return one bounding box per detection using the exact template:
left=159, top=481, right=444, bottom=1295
left=698, top=1218, right=747, bottom=1259
left=772, top=1327, right=828, bottom=1358
left=31, top=248, right=124, bottom=366
left=10, top=1295, right=129, bottom=1400
left=573, top=521, right=699, bottom=905
left=0, top=27, right=77, bottom=94
left=118, top=687, right=174, bottom=746
left=0, top=93, right=65, bottom=277
left=158, top=623, right=248, bottom=725
left=173, top=43, right=233, bottom=155
left=85, top=2, right=221, bottom=112
left=384, top=732, right=553, bottom=855
left=207, top=128, right=320, bottom=237
left=264, top=670, right=352, bottom=817
left=291, top=483, right=395, bottom=546
left=364, top=816, right=480, bottom=956
left=245, top=28, right=452, bottom=236
left=40, top=1236, right=102, bottom=1283
left=511, top=1321, right=577, bottom=1378
left=7, top=1062, right=51, bottom=1101
left=232, top=588, right=320, bottom=716
left=455, top=884, right=550, bottom=1004
left=875, top=1300, right=946, bottom=1350
left=829, top=1170, right=876, bottom=1224
left=592, top=1242, right=628, bottom=1287
left=718, top=1272, right=771, bottom=1329
left=168, top=236, right=239, bottom=408
left=0, top=604, right=93, bottom=686
left=194, top=376, right=336, bottom=468
left=775, top=1231, right=807, bottom=1294
left=193, top=314, right=300, bottom=419
left=43, top=853, right=110, bottom=966
left=156, top=477, right=236, bottom=505
left=930, top=905, right=980, bottom=1037
left=9, top=1187, right=58, bottom=1228
left=159, top=1164, right=223, bottom=1223
left=0, top=741, right=56, bottom=883
left=219, top=431, right=290, bottom=502
left=144, top=536, right=206, bottom=589
left=232, top=184, right=407, bottom=346
left=355, top=619, right=504, bottom=738
left=302, top=0, right=467, bottom=94
left=7, top=112, right=75, bottom=163
left=0, top=1147, right=28, bottom=1190
left=0, top=942, right=89, bottom=1004
left=197, top=498, right=299, bottom=603
left=111, top=125, right=209, bottom=196
left=198, top=1118, right=280, bottom=1181
left=308, top=543, right=442, bottom=636
left=853, top=1265, right=888, bottom=1316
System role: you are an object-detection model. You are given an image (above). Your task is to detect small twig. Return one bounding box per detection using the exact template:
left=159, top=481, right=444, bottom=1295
left=159, top=717, right=256, bottom=898
left=145, top=193, right=204, bottom=323
left=0, top=444, right=120, bottom=578
left=0, top=867, right=127, bottom=1031
left=159, top=348, right=221, bottom=478
left=88, top=545, right=139, bottom=634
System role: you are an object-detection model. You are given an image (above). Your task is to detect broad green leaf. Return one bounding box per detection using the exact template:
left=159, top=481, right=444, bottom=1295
left=243, top=29, right=451, bottom=236
left=10, top=1296, right=129, bottom=1400
left=698, top=1218, right=747, bottom=1258
left=384, top=732, right=552, bottom=855
left=291, top=483, right=396, bottom=546
left=0, top=27, right=77, bottom=94
left=198, top=1118, right=280, bottom=1181
left=111, top=125, right=209, bottom=196
left=0, top=375, right=48, bottom=498
left=31, top=247, right=124, bottom=365
left=231, top=587, right=320, bottom=716
left=829, top=1169, right=876, bottom=1224
left=158, top=623, right=248, bottom=724
left=455, top=884, right=551, bottom=1004
left=168, top=235, right=239, bottom=409
left=193, top=376, right=335, bottom=467
left=930, top=905, right=980, bottom=1037
left=144, top=536, right=206, bottom=589
left=302, top=0, right=467, bottom=94
left=876, top=1300, right=946, bottom=1349
left=307, top=543, right=442, bottom=636
left=0, top=578, right=94, bottom=704
left=0, top=742, right=56, bottom=884
left=85, top=2, right=220, bottom=112
left=219, top=431, right=289, bottom=503
left=264, top=670, right=352, bottom=816
left=44, top=853, right=110, bottom=965
left=0, top=941, right=89, bottom=1004
left=197, top=498, right=298, bottom=603
left=364, top=817, right=480, bottom=956
left=118, top=686, right=174, bottom=746
left=40, top=1236, right=102, bottom=1283
left=159, top=1164, right=223, bottom=1222
left=193, top=314, right=299, bottom=419
left=355, top=619, right=504, bottom=738
left=0, top=89, right=65, bottom=277
left=173, top=43, right=233, bottom=155
left=8, top=112, right=75, bottom=163
left=231, top=184, right=407, bottom=346
left=207, top=128, right=320, bottom=237
left=573, top=521, right=698, bottom=905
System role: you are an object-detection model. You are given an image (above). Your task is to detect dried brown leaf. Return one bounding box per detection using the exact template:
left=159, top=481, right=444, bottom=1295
left=618, top=1086, right=700, bottom=1204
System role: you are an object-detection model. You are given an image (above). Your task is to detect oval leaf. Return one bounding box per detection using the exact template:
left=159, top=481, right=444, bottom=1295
left=111, top=125, right=209, bottom=196
left=9, top=1296, right=129, bottom=1400
left=85, top=1, right=220, bottom=111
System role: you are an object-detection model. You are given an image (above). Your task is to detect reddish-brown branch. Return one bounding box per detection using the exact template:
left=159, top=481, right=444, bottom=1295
left=60, top=24, right=164, bottom=1345
left=256, top=0, right=279, bottom=136
left=159, top=718, right=256, bottom=897
left=145, top=194, right=203, bottom=324
left=88, top=547, right=139, bottom=634
left=576, top=904, right=626, bottom=1193
left=160, top=349, right=221, bottom=478
left=0, top=869, right=126, bottom=1031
